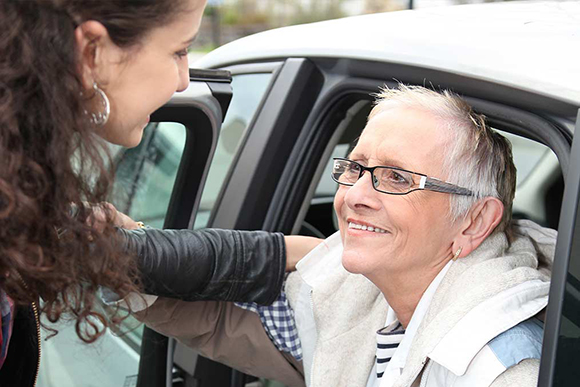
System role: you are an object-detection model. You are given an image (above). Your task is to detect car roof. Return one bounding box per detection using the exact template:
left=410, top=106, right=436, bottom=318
left=196, top=1, right=580, bottom=106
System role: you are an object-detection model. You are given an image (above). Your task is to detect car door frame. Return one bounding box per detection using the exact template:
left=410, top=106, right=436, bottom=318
left=538, top=110, right=580, bottom=387
left=135, top=69, right=232, bottom=387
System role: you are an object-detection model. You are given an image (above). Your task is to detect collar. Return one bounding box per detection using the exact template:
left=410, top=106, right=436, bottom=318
left=428, top=279, right=549, bottom=375
left=295, top=231, right=344, bottom=287
left=387, top=260, right=453, bottom=370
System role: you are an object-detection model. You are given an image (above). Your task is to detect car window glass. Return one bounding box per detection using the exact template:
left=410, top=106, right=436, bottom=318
left=37, top=313, right=141, bottom=387
left=314, top=143, right=350, bottom=198
left=37, top=122, right=187, bottom=387
left=194, top=73, right=272, bottom=229
left=113, top=122, right=187, bottom=228
left=501, top=131, right=556, bottom=186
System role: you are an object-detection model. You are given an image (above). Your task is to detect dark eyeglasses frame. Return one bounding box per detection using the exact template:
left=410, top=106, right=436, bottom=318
left=331, top=157, right=474, bottom=196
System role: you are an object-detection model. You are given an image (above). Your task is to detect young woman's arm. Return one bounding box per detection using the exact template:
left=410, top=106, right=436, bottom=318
left=118, top=228, right=321, bottom=305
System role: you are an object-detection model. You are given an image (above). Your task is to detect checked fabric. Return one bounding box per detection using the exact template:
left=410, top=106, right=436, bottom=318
left=236, top=289, right=303, bottom=361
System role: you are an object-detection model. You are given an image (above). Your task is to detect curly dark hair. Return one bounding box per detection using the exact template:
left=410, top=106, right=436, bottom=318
left=0, top=0, right=188, bottom=342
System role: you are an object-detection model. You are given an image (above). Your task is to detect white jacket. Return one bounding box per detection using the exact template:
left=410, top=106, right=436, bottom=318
left=285, top=219, right=554, bottom=387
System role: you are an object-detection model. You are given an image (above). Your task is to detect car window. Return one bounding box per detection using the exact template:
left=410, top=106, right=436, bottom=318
left=501, top=131, right=557, bottom=187
left=194, top=73, right=272, bottom=229
left=113, top=122, right=187, bottom=228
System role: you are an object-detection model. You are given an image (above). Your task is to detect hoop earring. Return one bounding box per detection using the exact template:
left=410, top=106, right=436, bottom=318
left=452, top=247, right=463, bottom=261
left=86, top=82, right=110, bottom=126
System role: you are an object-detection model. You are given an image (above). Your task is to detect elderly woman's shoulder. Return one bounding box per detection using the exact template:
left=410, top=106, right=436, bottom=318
left=490, top=358, right=539, bottom=387
left=486, top=318, right=542, bottom=387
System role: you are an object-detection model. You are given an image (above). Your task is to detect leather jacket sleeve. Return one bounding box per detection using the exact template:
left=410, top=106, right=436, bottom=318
left=117, top=228, right=286, bottom=306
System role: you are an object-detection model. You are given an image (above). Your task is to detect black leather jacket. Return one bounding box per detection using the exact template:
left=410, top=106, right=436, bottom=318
left=0, top=228, right=286, bottom=387
left=122, top=227, right=287, bottom=305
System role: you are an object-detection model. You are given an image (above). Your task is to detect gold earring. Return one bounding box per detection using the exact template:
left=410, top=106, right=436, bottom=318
left=452, top=247, right=463, bottom=261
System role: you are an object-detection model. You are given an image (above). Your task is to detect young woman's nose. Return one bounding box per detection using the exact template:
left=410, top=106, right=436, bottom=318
left=176, top=58, right=189, bottom=92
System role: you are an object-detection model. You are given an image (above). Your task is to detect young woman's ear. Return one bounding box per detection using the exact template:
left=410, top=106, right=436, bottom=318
left=74, top=20, right=116, bottom=89
left=452, top=197, right=504, bottom=258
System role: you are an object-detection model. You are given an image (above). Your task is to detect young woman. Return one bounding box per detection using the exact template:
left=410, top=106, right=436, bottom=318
left=0, top=1, right=319, bottom=385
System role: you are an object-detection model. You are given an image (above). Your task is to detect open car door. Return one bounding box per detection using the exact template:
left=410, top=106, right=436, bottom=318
left=539, top=110, right=580, bottom=387
left=112, top=69, right=232, bottom=387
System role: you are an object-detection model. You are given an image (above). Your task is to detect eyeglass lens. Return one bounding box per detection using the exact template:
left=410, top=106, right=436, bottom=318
left=332, top=159, right=418, bottom=194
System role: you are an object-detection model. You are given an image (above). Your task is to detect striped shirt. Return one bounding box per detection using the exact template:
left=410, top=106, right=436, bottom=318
left=376, top=321, right=406, bottom=379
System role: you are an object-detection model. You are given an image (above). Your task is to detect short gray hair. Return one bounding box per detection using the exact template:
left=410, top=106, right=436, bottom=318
left=368, top=85, right=516, bottom=234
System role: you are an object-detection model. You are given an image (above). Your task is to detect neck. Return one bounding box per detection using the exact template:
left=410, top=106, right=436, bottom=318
left=370, top=259, right=449, bottom=328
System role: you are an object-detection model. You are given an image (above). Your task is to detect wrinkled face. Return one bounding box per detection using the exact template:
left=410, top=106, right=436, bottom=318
left=333, top=106, right=458, bottom=281
left=97, top=0, right=206, bottom=147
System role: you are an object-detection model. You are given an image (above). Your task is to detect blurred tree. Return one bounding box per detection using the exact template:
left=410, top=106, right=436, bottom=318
left=194, top=0, right=525, bottom=51
left=363, top=0, right=405, bottom=13
left=291, top=0, right=345, bottom=25
left=222, top=0, right=269, bottom=25
left=204, top=5, right=222, bottom=47
left=456, top=0, right=519, bottom=3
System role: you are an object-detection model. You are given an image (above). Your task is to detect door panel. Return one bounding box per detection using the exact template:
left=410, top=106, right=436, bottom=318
left=539, top=110, right=580, bottom=387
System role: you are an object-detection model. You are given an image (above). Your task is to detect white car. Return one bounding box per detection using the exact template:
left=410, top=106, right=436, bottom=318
left=39, top=2, right=580, bottom=387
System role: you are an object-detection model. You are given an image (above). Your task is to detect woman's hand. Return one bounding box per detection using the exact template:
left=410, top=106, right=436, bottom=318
left=284, top=235, right=323, bottom=272
left=89, top=202, right=142, bottom=231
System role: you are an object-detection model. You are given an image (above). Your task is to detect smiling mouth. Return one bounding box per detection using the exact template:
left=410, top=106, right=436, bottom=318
left=348, top=221, right=388, bottom=234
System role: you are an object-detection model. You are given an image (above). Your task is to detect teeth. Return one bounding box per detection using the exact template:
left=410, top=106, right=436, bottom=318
left=348, top=222, right=387, bottom=233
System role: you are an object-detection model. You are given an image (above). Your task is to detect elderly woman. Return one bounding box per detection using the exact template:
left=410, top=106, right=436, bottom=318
left=138, top=85, right=554, bottom=387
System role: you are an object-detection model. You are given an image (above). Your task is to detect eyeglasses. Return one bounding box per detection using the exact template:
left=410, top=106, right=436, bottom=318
left=331, top=158, right=473, bottom=196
